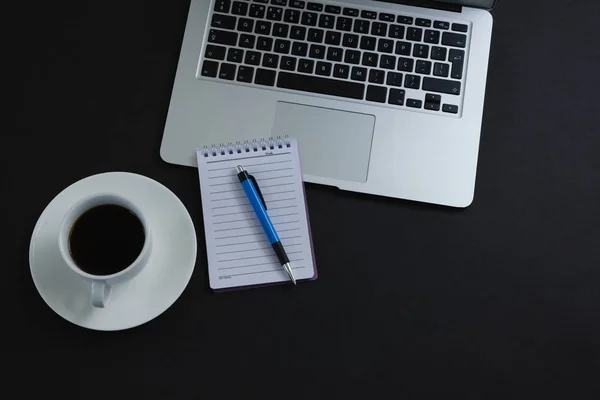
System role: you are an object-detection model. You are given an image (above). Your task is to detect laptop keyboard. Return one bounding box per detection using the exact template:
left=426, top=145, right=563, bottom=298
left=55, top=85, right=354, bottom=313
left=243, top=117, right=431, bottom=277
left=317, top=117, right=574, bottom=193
left=199, top=0, right=470, bottom=116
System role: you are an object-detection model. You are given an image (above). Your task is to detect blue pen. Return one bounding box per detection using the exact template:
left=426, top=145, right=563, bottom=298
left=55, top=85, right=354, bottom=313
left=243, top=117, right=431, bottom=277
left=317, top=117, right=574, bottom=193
left=236, top=165, right=296, bottom=285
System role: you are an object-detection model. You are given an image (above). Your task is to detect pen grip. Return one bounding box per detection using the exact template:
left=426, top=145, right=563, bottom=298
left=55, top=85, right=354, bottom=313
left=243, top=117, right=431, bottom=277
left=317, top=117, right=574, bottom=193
left=241, top=179, right=280, bottom=244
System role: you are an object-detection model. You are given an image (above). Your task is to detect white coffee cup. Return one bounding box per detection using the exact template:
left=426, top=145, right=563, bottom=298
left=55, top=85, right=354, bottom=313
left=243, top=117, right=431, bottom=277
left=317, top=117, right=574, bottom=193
left=58, top=193, right=152, bottom=308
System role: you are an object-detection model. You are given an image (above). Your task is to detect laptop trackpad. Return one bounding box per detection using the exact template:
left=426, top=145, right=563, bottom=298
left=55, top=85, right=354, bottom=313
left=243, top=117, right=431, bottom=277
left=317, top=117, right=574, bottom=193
left=271, top=102, right=375, bottom=183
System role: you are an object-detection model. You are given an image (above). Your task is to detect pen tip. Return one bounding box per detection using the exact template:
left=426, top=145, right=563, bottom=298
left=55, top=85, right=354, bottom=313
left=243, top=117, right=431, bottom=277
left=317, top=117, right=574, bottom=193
left=236, top=165, right=244, bottom=173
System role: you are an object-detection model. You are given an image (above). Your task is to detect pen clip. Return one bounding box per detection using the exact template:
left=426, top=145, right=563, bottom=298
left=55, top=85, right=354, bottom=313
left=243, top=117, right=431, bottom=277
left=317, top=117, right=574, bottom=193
left=249, top=174, right=267, bottom=210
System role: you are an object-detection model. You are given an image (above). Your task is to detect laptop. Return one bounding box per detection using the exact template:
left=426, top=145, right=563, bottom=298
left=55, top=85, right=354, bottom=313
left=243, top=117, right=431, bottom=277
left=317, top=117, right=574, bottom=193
left=161, top=0, right=495, bottom=207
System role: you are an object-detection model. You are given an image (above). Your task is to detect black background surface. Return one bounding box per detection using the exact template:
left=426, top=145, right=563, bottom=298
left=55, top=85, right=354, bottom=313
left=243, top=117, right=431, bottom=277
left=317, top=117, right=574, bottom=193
left=8, top=0, right=600, bottom=398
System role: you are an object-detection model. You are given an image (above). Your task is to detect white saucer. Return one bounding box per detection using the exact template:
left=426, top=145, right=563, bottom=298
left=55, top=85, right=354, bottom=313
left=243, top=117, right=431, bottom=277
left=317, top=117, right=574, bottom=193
left=29, top=172, right=197, bottom=331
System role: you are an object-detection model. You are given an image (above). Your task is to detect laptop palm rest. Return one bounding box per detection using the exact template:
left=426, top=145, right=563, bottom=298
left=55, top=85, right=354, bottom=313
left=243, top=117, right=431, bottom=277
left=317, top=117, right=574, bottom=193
left=271, top=102, right=375, bottom=183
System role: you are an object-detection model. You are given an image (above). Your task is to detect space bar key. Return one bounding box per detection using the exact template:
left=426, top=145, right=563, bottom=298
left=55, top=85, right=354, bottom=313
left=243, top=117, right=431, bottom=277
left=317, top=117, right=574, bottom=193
left=277, top=72, right=365, bottom=100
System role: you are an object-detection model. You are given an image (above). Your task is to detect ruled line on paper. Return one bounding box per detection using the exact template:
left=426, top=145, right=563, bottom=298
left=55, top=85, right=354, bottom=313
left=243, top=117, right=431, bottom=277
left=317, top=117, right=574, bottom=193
left=217, top=259, right=304, bottom=271
left=208, top=159, right=292, bottom=172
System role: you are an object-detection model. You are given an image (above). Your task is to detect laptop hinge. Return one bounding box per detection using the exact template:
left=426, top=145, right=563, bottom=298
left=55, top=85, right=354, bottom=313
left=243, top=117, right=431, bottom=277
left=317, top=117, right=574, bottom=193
left=377, top=1, right=462, bottom=13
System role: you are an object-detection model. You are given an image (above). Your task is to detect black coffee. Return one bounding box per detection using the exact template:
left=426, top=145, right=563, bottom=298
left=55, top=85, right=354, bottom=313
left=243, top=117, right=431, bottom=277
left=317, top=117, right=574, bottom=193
left=68, top=204, right=145, bottom=276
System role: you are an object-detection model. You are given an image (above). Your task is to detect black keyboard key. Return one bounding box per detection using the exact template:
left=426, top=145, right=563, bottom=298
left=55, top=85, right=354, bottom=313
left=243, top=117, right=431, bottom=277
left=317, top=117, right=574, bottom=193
left=442, top=104, right=459, bottom=114
left=219, top=63, right=236, bottom=80
left=361, top=52, right=378, bottom=67
left=227, top=48, right=244, bottom=63
left=307, top=2, right=322, bottom=11
left=201, top=60, right=219, bottom=77
left=238, top=18, right=254, bottom=32
left=308, top=28, right=324, bottom=42
left=208, top=29, right=238, bottom=46
left=425, top=93, right=441, bottom=111
left=404, top=74, right=420, bottom=89
left=255, top=20, right=272, bottom=34
left=423, top=77, right=461, bottom=95
left=250, top=4, right=266, bottom=18
left=380, top=54, right=396, bottom=70
left=291, top=41, right=308, bottom=56
left=290, top=0, right=305, bottom=9
left=344, top=50, right=360, bottom=64
left=245, top=50, right=261, bottom=65
left=397, top=57, right=413, bottom=72
left=431, top=46, right=447, bottom=61
left=309, top=44, right=325, bottom=59
left=301, top=11, right=318, bottom=26
left=407, top=27, right=422, bottom=42
left=353, top=19, right=370, bottom=34
left=333, top=63, right=350, bottom=79
left=336, top=17, right=353, bottom=32
left=397, top=15, right=413, bottom=25
left=326, top=47, right=343, bottom=62
left=315, top=61, right=332, bottom=76
left=274, top=39, right=291, bottom=53
left=452, top=23, right=468, bottom=32
left=442, top=32, right=467, bottom=48
left=205, top=45, right=226, bottom=60
left=433, top=62, right=449, bottom=77
left=254, top=0, right=269, bottom=3
left=379, top=13, right=394, bottom=22
left=413, top=44, right=429, bottom=58
left=388, top=88, right=405, bottom=105
left=255, top=68, right=276, bottom=86
left=389, top=25, right=404, bottom=39
left=284, top=9, right=301, bottom=23
left=212, top=14, right=237, bottom=30
left=290, top=25, right=307, bottom=40
left=378, top=38, right=394, bottom=53
left=424, top=29, right=440, bottom=44
left=366, top=85, right=387, bottom=103
left=262, top=53, right=280, bottom=68
left=232, top=1, right=249, bottom=15
left=351, top=66, right=367, bottom=81
left=361, top=10, right=377, bottom=20
left=368, top=69, right=385, bottom=84
left=434, top=21, right=450, bottom=30
left=280, top=56, right=297, bottom=70
left=407, top=99, right=422, bottom=108
left=386, top=72, right=403, bottom=87
left=325, top=5, right=341, bottom=14
left=215, top=0, right=231, bottom=13
left=298, top=58, right=314, bottom=73
left=319, top=14, right=335, bottom=29
left=415, top=18, right=431, bottom=27
left=395, top=41, right=411, bottom=56
left=277, top=71, right=365, bottom=99
left=237, top=65, right=254, bottom=82
left=257, top=36, right=273, bottom=51
left=325, top=31, right=341, bottom=45
left=272, top=0, right=287, bottom=6
left=342, top=33, right=359, bottom=48
left=416, top=60, right=431, bottom=75
left=267, top=7, right=283, bottom=21
left=360, top=36, right=376, bottom=51
left=449, top=49, right=465, bottom=79
left=371, top=22, right=387, bottom=37
left=343, top=8, right=359, bottom=17
left=273, top=23, right=289, bottom=37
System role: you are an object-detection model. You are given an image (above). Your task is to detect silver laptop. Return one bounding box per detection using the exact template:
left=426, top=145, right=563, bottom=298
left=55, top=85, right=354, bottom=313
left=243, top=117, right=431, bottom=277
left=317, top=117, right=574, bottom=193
left=161, top=0, right=495, bottom=207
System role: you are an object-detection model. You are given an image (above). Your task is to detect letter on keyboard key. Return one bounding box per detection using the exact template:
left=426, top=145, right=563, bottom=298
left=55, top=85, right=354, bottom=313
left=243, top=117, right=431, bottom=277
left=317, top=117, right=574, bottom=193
left=255, top=68, right=277, bottom=86
left=277, top=72, right=365, bottom=99
left=366, top=85, right=387, bottom=103
left=212, top=14, right=237, bottom=30
left=208, top=29, right=238, bottom=46
left=423, top=77, right=461, bottom=95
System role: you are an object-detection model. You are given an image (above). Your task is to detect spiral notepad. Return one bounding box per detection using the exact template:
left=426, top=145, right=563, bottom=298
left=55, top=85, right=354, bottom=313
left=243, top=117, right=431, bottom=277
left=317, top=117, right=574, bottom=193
left=196, top=137, right=317, bottom=290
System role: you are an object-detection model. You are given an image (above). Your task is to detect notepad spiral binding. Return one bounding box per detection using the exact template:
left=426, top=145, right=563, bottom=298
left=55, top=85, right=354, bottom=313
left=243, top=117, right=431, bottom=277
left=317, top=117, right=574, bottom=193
left=201, top=136, right=291, bottom=158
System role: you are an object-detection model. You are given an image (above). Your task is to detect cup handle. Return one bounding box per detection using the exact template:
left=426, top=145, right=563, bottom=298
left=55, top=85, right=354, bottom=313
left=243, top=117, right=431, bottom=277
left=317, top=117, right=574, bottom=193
left=91, top=282, right=111, bottom=308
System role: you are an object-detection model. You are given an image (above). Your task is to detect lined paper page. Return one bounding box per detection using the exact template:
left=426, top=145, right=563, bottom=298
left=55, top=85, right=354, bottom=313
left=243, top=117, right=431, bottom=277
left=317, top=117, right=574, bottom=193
left=197, top=138, right=316, bottom=290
